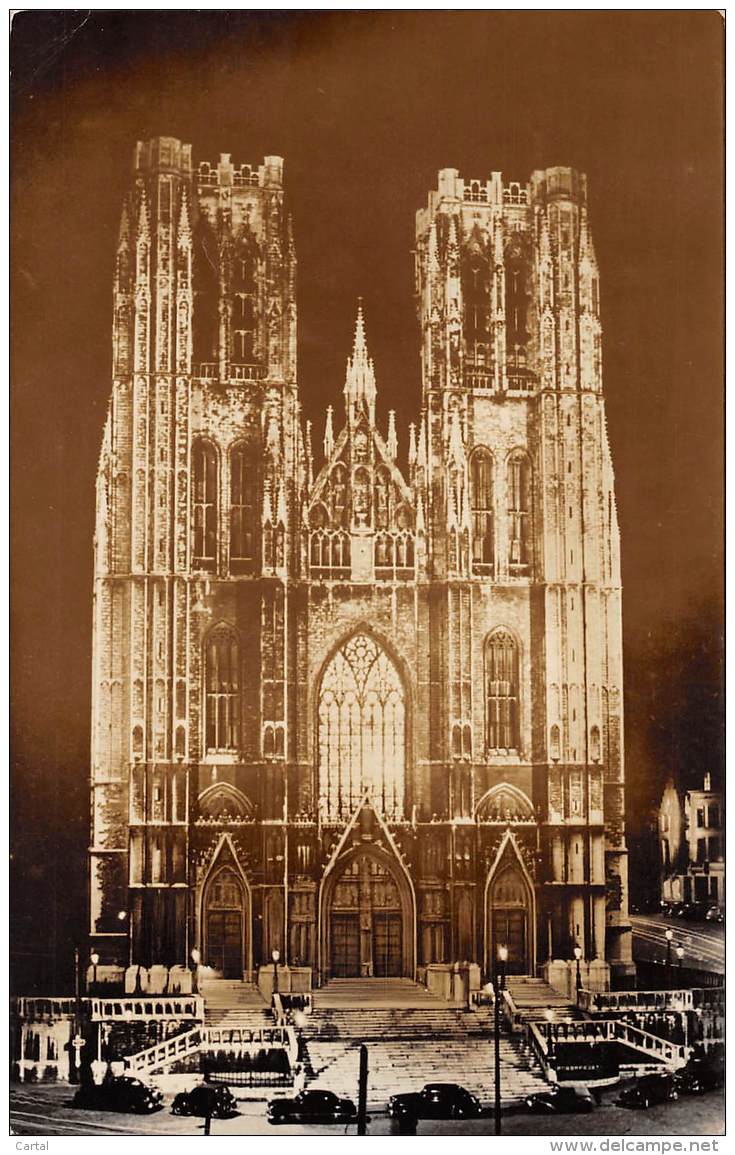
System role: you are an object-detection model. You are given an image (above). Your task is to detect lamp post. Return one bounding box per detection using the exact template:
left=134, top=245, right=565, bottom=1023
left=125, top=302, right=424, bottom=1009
left=491, top=944, right=508, bottom=1136
left=190, top=948, right=200, bottom=995
left=676, top=945, right=684, bottom=984
left=90, top=951, right=100, bottom=996
left=573, top=944, right=583, bottom=998
left=665, top=928, right=674, bottom=989
left=272, top=949, right=280, bottom=996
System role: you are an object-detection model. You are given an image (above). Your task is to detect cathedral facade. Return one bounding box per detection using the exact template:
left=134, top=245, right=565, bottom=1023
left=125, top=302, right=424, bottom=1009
left=89, top=137, right=633, bottom=991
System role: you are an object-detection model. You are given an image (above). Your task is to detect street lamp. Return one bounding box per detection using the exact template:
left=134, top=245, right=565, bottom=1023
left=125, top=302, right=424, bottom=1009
left=676, top=945, right=684, bottom=982
left=190, top=948, right=200, bottom=995
left=665, top=928, right=674, bottom=989
left=491, top=944, right=508, bottom=1136
left=573, top=944, right=583, bottom=997
left=90, top=951, right=100, bottom=996
left=272, top=949, right=280, bottom=996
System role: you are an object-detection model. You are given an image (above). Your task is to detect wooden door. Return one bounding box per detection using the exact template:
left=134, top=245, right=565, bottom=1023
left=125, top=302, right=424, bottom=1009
left=373, top=913, right=402, bottom=977
left=492, top=910, right=527, bottom=975
left=207, top=910, right=242, bottom=978
left=330, top=914, right=360, bottom=977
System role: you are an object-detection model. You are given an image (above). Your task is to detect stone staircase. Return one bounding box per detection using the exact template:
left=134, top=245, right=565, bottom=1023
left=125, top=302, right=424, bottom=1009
left=296, top=982, right=548, bottom=1108
left=504, top=977, right=585, bottom=1031
left=301, top=1036, right=546, bottom=1108
left=199, top=978, right=269, bottom=1032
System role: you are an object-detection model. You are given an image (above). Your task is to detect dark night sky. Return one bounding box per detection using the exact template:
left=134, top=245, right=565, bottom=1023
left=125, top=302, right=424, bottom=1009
left=10, top=12, right=723, bottom=988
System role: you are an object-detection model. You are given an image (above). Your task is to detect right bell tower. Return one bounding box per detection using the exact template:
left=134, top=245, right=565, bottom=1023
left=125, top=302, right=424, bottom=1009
left=414, top=165, right=634, bottom=985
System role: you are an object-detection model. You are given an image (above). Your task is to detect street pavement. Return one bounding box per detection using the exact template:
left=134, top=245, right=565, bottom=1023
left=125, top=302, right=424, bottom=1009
left=630, top=914, right=724, bottom=974
left=9, top=1084, right=725, bottom=1137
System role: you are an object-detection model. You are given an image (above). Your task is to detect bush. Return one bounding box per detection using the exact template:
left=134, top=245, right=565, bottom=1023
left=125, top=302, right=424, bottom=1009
left=42, top=1066, right=58, bottom=1084
left=24, top=1066, right=38, bottom=1083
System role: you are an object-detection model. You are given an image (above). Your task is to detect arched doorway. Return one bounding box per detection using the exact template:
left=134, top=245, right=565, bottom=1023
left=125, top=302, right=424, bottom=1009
left=321, top=842, right=415, bottom=980
left=485, top=834, right=535, bottom=977
left=317, top=632, right=406, bottom=822
left=202, top=865, right=250, bottom=979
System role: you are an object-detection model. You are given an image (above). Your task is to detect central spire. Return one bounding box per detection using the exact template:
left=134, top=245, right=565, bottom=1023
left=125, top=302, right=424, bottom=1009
left=344, top=298, right=377, bottom=424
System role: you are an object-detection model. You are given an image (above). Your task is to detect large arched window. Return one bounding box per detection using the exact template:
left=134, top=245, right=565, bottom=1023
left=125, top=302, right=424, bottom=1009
left=318, top=633, right=405, bottom=822
left=230, top=442, right=257, bottom=567
left=192, top=439, right=218, bottom=570
left=485, top=630, right=519, bottom=751
left=205, top=626, right=241, bottom=753
left=470, top=448, right=494, bottom=573
left=507, top=453, right=532, bottom=573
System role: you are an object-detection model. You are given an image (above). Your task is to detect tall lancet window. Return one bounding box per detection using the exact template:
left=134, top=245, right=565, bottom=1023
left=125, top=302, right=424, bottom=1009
left=205, top=626, right=241, bottom=753
left=505, top=252, right=530, bottom=370
left=192, top=439, right=218, bottom=570
left=230, top=442, right=257, bottom=567
left=485, top=630, right=519, bottom=751
left=470, top=448, right=494, bottom=573
left=231, top=247, right=257, bottom=364
left=192, top=223, right=219, bottom=368
left=507, top=453, right=532, bottom=573
left=318, top=633, right=405, bottom=822
left=463, top=257, right=491, bottom=368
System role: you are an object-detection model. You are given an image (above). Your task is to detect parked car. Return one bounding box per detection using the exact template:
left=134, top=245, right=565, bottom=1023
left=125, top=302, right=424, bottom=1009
left=524, top=1085, right=596, bottom=1115
left=388, top=1083, right=482, bottom=1120
left=617, top=1075, right=678, bottom=1110
left=171, top=1084, right=238, bottom=1119
left=267, top=1089, right=357, bottom=1125
left=705, top=906, right=724, bottom=924
left=72, top=1076, right=164, bottom=1114
left=682, top=902, right=710, bottom=923
left=674, top=1060, right=725, bottom=1096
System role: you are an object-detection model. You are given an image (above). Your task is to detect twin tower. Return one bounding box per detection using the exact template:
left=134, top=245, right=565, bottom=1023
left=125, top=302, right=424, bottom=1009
left=90, top=136, right=633, bottom=992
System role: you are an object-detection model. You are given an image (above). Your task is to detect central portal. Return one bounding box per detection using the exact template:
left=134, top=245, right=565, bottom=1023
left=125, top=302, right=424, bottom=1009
left=323, top=844, right=412, bottom=979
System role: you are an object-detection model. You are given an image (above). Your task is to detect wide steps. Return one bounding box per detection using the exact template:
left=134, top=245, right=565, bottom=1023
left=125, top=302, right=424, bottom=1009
left=305, top=1008, right=476, bottom=1041
left=303, top=1038, right=547, bottom=1107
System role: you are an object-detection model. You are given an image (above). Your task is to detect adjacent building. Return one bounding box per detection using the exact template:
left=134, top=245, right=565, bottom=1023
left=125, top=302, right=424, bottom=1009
left=659, top=774, right=724, bottom=909
left=89, top=137, right=633, bottom=994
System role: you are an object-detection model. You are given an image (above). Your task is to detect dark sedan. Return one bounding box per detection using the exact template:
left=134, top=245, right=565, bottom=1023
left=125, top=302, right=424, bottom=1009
left=617, top=1075, right=678, bottom=1110
left=524, top=1085, right=595, bottom=1114
left=674, top=1060, right=725, bottom=1096
left=267, top=1089, right=357, bottom=1125
left=72, top=1076, right=164, bottom=1114
left=388, top=1083, right=482, bottom=1120
left=171, top=1084, right=238, bottom=1118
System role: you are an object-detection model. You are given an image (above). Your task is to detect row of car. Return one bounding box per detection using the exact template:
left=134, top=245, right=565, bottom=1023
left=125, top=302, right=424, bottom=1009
left=658, top=902, right=724, bottom=923
left=70, top=1057, right=725, bottom=1125
left=72, top=1078, right=238, bottom=1119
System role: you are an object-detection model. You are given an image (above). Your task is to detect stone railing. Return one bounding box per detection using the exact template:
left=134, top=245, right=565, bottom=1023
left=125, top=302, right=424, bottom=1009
left=579, top=988, right=694, bottom=1014
left=125, top=1026, right=203, bottom=1075
left=89, top=996, right=205, bottom=1022
left=531, top=1018, right=688, bottom=1075
left=124, top=1024, right=296, bottom=1076
left=12, top=997, right=76, bottom=1022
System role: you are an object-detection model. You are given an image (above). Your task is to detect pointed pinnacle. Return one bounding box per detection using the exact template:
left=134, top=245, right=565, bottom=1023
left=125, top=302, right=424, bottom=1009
left=324, top=406, right=334, bottom=459
left=387, top=410, right=398, bottom=459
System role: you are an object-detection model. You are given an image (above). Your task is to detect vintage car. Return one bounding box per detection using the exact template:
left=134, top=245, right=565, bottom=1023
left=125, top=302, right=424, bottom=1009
left=72, top=1075, right=164, bottom=1114
left=171, top=1084, right=238, bottom=1118
left=617, top=1075, right=678, bottom=1110
left=388, top=1083, right=482, bottom=1120
left=267, top=1088, right=357, bottom=1125
left=524, top=1085, right=596, bottom=1114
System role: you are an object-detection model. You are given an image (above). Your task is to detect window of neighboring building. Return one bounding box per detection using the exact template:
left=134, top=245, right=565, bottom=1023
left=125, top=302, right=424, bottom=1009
left=696, top=838, right=706, bottom=864
left=470, top=448, right=494, bottom=572
left=708, top=836, right=721, bottom=861
left=230, top=442, right=257, bottom=566
left=696, top=806, right=705, bottom=828
left=192, top=439, right=218, bottom=569
left=485, top=630, right=519, bottom=751
left=708, top=804, right=720, bottom=829
left=205, top=626, right=241, bottom=752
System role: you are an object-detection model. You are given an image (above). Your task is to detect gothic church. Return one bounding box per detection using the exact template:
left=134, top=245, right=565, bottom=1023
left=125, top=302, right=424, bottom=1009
left=90, top=137, right=633, bottom=992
